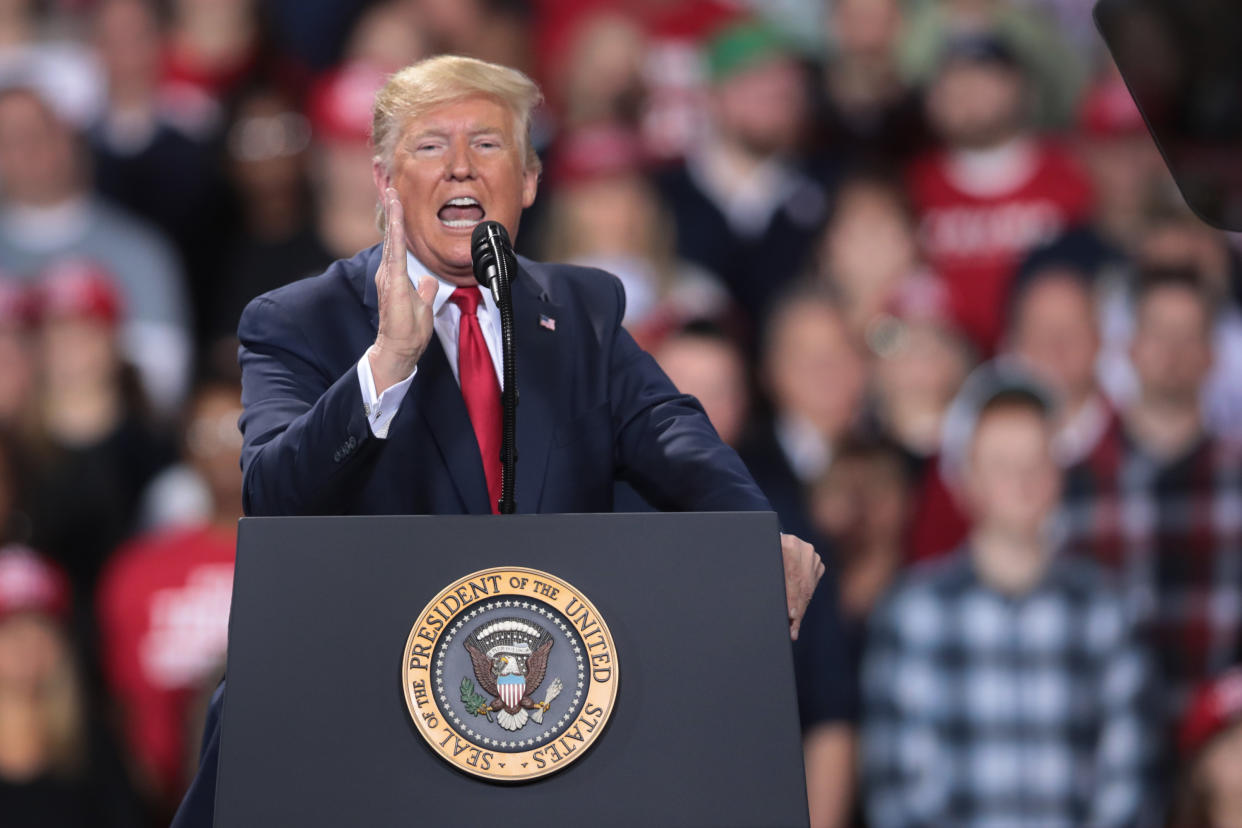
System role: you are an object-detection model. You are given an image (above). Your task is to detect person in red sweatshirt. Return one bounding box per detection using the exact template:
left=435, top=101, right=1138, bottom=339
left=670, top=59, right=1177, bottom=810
left=908, top=31, right=1092, bottom=354
left=96, top=375, right=241, bottom=814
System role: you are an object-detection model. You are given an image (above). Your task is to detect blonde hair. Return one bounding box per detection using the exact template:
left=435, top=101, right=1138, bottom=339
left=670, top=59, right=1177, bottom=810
left=371, top=54, right=543, bottom=175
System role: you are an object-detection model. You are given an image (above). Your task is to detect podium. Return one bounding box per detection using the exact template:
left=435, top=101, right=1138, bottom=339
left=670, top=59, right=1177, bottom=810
left=215, top=512, right=809, bottom=827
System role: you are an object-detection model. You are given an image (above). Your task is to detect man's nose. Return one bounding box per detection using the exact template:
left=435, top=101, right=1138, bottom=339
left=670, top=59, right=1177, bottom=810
left=445, top=141, right=474, bottom=180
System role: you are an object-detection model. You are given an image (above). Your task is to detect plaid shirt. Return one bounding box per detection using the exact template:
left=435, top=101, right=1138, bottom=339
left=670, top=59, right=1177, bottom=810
left=861, top=552, right=1154, bottom=828
left=1060, top=414, right=1242, bottom=719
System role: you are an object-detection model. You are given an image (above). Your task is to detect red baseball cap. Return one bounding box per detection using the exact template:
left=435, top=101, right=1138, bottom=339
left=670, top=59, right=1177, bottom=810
left=0, top=545, right=71, bottom=622
left=550, top=125, right=645, bottom=186
left=1180, top=668, right=1242, bottom=759
left=30, top=258, right=124, bottom=326
left=307, top=61, right=388, bottom=146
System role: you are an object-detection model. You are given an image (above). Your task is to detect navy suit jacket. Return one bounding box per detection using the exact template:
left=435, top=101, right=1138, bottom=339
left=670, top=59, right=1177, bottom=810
left=237, top=242, right=769, bottom=517
left=172, top=244, right=769, bottom=828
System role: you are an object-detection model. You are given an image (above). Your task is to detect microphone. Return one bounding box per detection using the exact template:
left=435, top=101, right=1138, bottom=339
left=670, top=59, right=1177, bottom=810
left=471, top=221, right=515, bottom=305
left=469, top=219, right=519, bottom=515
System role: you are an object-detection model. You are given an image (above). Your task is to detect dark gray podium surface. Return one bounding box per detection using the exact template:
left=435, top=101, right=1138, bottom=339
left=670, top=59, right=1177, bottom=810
left=216, top=511, right=809, bottom=827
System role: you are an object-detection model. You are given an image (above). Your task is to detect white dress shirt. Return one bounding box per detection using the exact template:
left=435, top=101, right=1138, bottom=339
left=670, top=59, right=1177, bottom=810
left=356, top=250, right=503, bottom=438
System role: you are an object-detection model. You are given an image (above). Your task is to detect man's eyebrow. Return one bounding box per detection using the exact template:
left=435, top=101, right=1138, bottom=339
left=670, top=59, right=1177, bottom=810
left=405, top=127, right=506, bottom=143
left=406, top=128, right=447, bottom=143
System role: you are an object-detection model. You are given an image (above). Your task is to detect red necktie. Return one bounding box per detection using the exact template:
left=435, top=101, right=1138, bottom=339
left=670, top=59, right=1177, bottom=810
left=449, top=287, right=501, bottom=513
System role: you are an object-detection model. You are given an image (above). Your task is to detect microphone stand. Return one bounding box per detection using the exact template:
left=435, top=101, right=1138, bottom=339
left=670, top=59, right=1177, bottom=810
left=489, top=235, right=518, bottom=514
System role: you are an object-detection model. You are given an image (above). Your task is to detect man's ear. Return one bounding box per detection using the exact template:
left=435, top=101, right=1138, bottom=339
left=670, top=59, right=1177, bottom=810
left=521, top=166, right=538, bottom=209
left=372, top=159, right=391, bottom=198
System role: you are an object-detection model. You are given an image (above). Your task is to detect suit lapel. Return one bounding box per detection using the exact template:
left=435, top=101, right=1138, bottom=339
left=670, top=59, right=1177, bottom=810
left=413, top=335, right=492, bottom=514
left=511, top=263, right=561, bottom=513
left=364, top=245, right=559, bottom=514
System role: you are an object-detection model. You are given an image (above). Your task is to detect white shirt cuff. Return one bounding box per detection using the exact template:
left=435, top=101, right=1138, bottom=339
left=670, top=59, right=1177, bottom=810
left=356, top=349, right=417, bottom=438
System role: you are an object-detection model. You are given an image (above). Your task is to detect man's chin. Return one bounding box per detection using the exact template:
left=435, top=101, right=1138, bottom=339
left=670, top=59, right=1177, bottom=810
left=414, top=235, right=474, bottom=280
left=433, top=249, right=478, bottom=285
left=441, top=270, right=479, bottom=287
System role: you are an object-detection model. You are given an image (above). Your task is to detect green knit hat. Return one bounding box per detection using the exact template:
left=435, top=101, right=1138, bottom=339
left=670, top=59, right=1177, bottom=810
left=705, top=21, right=792, bottom=83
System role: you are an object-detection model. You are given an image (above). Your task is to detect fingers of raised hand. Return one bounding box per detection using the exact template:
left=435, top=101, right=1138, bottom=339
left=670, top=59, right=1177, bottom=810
left=385, top=189, right=407, bottom=274
left=387, top=188, right=405, bottom=246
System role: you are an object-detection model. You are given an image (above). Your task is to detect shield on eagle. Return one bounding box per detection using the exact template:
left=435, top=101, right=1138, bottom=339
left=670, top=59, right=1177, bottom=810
left=497, top=673, right=525, bottom=710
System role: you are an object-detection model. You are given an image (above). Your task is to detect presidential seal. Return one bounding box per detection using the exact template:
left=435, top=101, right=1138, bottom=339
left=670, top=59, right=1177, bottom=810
left=402, top=567, right=618, bottom=782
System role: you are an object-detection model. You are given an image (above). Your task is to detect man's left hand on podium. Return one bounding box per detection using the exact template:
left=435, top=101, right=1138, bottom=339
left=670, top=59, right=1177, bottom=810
left=781, top=533, right=824, bottom=641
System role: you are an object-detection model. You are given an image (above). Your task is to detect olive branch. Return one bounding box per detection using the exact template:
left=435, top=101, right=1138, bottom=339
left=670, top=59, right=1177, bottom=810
left=460, top=678, right=492, bottom=720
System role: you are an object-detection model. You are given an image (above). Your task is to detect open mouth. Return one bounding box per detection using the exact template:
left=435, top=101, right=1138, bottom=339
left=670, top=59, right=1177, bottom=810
left=437, top=196, right=485, bottom=229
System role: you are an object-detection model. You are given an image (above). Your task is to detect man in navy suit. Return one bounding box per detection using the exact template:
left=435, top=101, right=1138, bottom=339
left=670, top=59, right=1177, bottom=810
left=172, top=55, right=823, bottom=827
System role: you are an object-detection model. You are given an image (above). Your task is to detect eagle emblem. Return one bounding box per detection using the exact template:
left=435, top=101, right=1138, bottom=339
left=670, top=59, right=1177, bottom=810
left=461, top=617, right=563, bottom=731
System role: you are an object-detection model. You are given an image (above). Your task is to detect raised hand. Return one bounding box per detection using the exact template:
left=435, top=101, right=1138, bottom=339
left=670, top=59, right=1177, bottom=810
left=369, top=188, right=438, bottom=393
left=782, top=533, right=825, bottom=641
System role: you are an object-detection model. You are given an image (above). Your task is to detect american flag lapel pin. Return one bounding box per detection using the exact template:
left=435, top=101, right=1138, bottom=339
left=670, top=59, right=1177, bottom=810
left=539, top=313, right=556, bottom=331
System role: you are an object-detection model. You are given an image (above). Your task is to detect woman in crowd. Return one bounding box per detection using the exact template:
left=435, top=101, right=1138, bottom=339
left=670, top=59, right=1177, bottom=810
left=23, top=259, right=173, bottom=609
left=0, top=545, right=143, bottom=828
left=539, top=125, right=732, bottom=347
left=808, top=437, right=911, bottom=642
left=810, top=171, right=924, bottom=340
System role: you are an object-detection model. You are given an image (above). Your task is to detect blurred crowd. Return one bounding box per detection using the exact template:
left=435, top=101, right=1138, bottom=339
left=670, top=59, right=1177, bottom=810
left=0, top=0, right=1240, bottom=826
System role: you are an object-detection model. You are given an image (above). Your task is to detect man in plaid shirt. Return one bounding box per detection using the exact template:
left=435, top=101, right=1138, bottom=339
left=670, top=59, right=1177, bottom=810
left=1061, top=268, right=1242, bottom=721
left=863, top=367, right=1155, bottom=827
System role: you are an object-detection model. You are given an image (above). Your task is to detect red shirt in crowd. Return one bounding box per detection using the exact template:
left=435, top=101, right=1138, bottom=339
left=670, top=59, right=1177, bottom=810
left=907, top=140, right=1093, bottom=352
left=97, top=524, right=235, bottom=798
left=906, top=457, right=971, bottom=564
